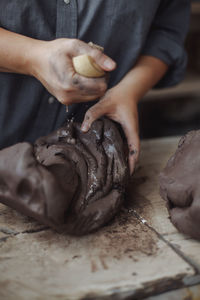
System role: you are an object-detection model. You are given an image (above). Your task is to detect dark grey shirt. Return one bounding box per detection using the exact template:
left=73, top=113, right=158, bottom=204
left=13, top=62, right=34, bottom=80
left=0, top=0, right=190, bottom=148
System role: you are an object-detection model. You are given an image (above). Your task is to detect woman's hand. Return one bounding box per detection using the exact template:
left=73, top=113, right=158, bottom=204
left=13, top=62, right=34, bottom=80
left=0, top=29, right=116, bottom=102
left=81, top=83, right=140, bottom=175
left=81, top=55, right=169, bottom=174
left=30, top=38, right=116, bottom=105
left=0, top=29, right=116, bottom=104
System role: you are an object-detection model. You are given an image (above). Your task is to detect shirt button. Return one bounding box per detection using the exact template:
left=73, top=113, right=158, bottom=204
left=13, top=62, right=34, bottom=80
left=48, top=96, right=55, bottom=104
left=64, top=0, right=70, bottom=4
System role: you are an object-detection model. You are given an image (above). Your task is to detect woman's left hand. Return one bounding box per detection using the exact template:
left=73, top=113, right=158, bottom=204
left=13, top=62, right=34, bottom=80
left=81, top=83, right=140, bottom=175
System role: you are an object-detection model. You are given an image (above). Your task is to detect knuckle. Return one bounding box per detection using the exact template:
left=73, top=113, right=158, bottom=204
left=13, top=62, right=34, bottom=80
left=59, top=96, right=71, bottom=105
left=58, top=90, right=75, bottom=105
left=98, top=81, right=107, bottom=94
left=90, top=105, right=101, bottom=118
left=61, top=82, right=75, bottom=93
left=71, top=76, right=93, bottom=92
left=85, top=110, right=93, bottom=120
left=63, top=86, right=73, bottom=93
left=91, top=49, right=103, bottom=60
left=68, top=38, right=78, bottom=50
left=71, top=77, right=80, bottom=87
left=87, top=80, right=107, bottom=97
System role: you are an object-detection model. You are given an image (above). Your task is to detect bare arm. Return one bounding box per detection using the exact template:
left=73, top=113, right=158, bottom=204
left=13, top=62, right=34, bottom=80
left=0, top=27, right=116, bottom=103
left=81, top=55, right=168, bottom=174
left=0, top=28, right=37, bottom=74
left=116, top=55, right=168, bottom=101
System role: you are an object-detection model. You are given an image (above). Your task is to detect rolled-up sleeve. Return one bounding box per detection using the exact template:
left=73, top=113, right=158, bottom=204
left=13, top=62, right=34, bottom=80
left=141, top=0, right=191, bottom=88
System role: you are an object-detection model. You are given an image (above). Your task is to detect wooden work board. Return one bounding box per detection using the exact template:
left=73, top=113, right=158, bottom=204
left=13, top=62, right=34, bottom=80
left=0, top=136, right=200, bottom=300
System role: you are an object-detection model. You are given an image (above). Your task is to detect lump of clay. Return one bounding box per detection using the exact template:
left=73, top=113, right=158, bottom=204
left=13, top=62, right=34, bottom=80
left=0, top=143, right=78, bottom=228
left=159, top=130, right=200, bottom=240
left=0, top=118, right=129, bottom=235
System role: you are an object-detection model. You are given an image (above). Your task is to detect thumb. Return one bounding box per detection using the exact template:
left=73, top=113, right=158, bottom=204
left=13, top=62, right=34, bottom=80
left=89, top=50, right=117, bottom=72
left=81, top=101, right=108, bottom=132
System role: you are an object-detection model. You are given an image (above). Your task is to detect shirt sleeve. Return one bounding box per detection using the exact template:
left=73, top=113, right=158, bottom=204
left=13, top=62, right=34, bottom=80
left=141, top=0, right=191, bottom=88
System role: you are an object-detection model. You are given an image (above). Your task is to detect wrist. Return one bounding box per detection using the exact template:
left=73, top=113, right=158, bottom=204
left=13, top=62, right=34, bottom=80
left=115, top=80, right=141, bottom=104
left=116, top=55, right=168, bottom=103
left=26, top=39, right=47, bottom=77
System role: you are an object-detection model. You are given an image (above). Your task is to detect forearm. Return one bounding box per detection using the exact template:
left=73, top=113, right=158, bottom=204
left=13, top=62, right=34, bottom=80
left=0, top=27, right=40, bottom=75
left=117, top=55, right=168, bottom=102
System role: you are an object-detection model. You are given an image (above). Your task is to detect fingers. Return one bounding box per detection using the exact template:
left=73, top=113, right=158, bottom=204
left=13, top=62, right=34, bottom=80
left=128, top=137, right=140, bottom=175
left=81, top=97, right=140, bottom=175
left=57, top=76, right=107, bottom=105
left=81, top=100, right=109, bottom=132
left=69, top=39, right=116, bottom=72
left=66, top=39, right=115, bottom=103
left=82, top=104, right=140, bottom=175
left=71, top=73, right=107, bottom=98
left=89, top=49, right=116, bottom=72
left=36, top=38, right=115, bottom=107
left=119, top=111, right=140, bottom=175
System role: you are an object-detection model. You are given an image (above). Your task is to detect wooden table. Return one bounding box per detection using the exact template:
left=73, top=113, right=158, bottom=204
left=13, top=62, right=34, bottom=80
left=0, top=136, right=200, bottom=300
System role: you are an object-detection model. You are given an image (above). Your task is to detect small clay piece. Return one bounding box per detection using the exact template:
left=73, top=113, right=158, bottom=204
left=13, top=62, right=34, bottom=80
left=159, top=130, right=200, bottom=240
left=0, top=118, right=129, bottom=235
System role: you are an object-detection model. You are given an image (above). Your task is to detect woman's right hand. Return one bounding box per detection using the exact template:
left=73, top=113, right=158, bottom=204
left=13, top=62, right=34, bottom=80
left=29, top=38, right=116, bottom=105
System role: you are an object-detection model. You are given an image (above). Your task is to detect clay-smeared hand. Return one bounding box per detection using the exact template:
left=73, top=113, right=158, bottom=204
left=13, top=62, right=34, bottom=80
left=30, top=38, right=116, bottom=105
left=81, top=84, right=140, bottom=175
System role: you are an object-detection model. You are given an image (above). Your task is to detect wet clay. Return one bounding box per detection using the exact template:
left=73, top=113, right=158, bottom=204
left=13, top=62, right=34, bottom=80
left=159, top=131, right=200, bottom=240
left=0, top=118, right=129, bottom=235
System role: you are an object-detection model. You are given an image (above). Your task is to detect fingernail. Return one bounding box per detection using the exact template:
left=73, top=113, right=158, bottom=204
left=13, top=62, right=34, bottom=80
left=81, top=123, right=89, bottom=132
left=103, top=59, right=116, bottom=70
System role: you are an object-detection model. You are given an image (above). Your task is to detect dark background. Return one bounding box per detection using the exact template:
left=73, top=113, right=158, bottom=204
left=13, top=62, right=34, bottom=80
left=139, top=1, right=200, bottom=139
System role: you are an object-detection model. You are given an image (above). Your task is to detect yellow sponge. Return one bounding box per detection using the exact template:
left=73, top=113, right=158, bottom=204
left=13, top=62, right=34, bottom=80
left=72, top=54, right=105, bottom=78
